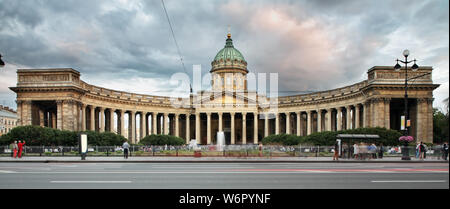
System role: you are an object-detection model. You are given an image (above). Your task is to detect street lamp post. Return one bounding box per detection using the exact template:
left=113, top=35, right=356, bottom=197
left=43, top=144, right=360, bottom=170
left=394, top=49, right=419, bottom=160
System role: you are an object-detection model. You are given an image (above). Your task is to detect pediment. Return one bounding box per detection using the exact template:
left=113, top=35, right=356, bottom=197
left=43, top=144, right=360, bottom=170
left=194, top=91, right=258, bottom=106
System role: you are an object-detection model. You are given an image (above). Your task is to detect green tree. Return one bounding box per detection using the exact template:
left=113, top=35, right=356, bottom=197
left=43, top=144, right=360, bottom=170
left=433, top=108, right=449, bottom=144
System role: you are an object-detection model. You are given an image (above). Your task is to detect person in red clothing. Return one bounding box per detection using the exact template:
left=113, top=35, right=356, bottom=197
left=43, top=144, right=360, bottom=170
left=12, top=141, right=18, bottom=158
left=17, top=140, right=25, bottom=158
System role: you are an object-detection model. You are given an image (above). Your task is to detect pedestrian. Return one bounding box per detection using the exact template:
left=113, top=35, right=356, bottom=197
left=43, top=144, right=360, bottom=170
left=9, top=142, right=14, bottom=158
left=442, top=142, right=448, bottom=161
left=333, top=141, right=339, bottom=161
left=370, top=144, right=377, bottom=159
left=12, top=141, right=18, bottom=158
left=18, top=140, right=26, bottom=158
left=353, top=143, right=359, bottom=160
left=415, top=142, right=420, bottom=158
left=378, top=143, right=384, bottom=159
left=259, top=143, right=263, bottom=157
left=122, top=141, right=130, bottom=159
left=419, top=141, right=425, bottom=160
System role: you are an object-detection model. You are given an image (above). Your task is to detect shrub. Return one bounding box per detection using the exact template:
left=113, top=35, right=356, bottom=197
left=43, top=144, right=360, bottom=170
left=261, top=127, right=402, bottom=146
left=262, top=134, right=302, bottom=146
left=0, top=125, right=127, bottom=146
left=139, top=134, right=184, bottom=146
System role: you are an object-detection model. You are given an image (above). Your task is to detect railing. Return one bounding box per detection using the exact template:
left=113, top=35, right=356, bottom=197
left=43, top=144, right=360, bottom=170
left=0, top=145, right=446, bottom=159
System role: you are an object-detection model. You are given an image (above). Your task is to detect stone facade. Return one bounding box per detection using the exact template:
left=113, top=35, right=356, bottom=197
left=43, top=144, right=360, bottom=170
left=9, top=37, right=440, bottom=144
left=0, top=105, right=18, bottom=136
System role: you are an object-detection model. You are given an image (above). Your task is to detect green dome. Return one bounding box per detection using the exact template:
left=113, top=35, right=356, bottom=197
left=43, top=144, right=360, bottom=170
left=213, top=36, right=246, bottom=62
left=211, top=34, right=248, bottom=73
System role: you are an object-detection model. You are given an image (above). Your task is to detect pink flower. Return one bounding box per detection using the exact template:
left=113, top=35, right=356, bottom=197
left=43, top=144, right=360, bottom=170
left=399, top=136, right=414, bottom=142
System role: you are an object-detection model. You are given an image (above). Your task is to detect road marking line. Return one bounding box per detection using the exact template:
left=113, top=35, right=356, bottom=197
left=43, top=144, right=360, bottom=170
left=0, top=170, right=16, bottom=173
left=371, top=180, right=447, bottom=183
left=50, top=181, right=132, bottom=183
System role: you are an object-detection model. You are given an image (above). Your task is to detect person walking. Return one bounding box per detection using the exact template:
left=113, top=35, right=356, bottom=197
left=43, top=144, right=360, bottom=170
left=17, top=140, right=26, bottom=158
left=442, top=142, right=448, bottom=161
left=353, top=143, right=359, bottom=160
left=419, top=141, right=425, bottom=160
left=378, top=143, right=384, bottom=159
left=258, top=143, right=263, bottom=157
left=12, top=141, right=18, bottom=158
left=415, top=142, right=421, bottom=158
left=333, top=141, right=339, bottom=161
left=122, top=141, right=130, bottom=159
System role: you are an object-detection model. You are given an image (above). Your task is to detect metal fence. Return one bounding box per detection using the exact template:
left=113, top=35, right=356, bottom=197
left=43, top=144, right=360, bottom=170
left=0, top=144, right=447, bottom=159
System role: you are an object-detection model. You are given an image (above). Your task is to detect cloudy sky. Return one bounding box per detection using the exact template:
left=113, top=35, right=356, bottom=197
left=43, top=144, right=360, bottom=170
left=0, top=0, right=448, bottom=111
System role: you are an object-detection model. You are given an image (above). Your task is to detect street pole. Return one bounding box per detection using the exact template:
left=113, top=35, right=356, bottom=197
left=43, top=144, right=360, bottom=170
left=395, top=49, right=419, bottom=160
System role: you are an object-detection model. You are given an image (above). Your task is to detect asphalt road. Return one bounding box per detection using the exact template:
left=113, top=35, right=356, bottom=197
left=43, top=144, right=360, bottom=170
left=0, top=162, right=448, bottom=189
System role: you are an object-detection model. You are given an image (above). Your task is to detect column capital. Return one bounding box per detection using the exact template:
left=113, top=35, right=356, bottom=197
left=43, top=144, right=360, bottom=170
left=206, top=112, right=212, bottom=116
left=230, top=112, right=236, bottom=116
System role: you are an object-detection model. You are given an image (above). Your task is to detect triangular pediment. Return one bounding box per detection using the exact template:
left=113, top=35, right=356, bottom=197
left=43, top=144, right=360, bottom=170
left=194, top=90, right=258, bottom=106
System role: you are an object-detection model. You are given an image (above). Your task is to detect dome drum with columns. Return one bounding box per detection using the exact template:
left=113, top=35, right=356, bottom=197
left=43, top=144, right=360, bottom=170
left=211, top=33, right=248, bottom=92
left=10, top=33, right=440, bottom=145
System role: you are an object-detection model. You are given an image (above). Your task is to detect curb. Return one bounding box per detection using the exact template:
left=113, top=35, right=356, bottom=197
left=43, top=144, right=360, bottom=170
left=0, top=160, right=447, bottom=163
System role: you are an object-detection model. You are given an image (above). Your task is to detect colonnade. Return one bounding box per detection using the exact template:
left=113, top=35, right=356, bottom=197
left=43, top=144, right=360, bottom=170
left=49, top=103, right=370, bottom=144
left=19, top=97, right=433, bottom=144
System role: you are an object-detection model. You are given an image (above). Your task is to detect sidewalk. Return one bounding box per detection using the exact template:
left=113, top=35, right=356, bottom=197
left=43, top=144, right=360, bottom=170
left=0, top=156, right=447, bottom=163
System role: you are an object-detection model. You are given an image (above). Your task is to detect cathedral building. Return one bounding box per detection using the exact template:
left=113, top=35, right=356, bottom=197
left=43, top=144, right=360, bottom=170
left=10, top=34, right=439, bottom=144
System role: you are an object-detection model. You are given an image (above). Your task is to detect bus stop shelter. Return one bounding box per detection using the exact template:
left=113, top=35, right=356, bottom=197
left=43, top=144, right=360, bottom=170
left=336, top=134, right=380, bottom=159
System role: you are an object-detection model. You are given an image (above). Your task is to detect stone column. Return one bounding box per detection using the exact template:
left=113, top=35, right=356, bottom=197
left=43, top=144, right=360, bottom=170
left=426, top=98, right=433, bottom=144
left=326, top=109, right=332, bottom=131
left=99, top=107, right=105, bottom=132
left=186, top=114, right=190, bottom=144
left=195, top=113, right=200, bottom=144
left=363, top=102, right=369, bottom=128
left=417, top=98, right=433, bottom=143
left=207, top=112, right=211, bottom=145
left=164, top=113, right=169, bottom=135
left=307, top=110, right=312, bottom=135
left=56, top=100, right=63, bottom=130
left=90, top=106, right=95, bottom=131
left=384, top=98, right=391, bottom=129
left=153, top=113, right=158, bottom=135
left=120, top=110, right=126, bottom=138
left=81, top=104, right=86, bottom=131
left=275, top=113, right=280, bottom=135
left=142, top=112, right=147, bottom=138
left=130, top=111, right=136, bottom=143
left=231, top=112, right=235, bottom=144
left=317, top=110, right=322, bottom=132
left=264, top=113, right=269, bottom=137
left=242, top=112, right=247, bottom=144
left=285, top=112, right=290, bottom=134
left=218, top=112, right=223, bottom=132
left=175, top=113, right=179, bottom=137
left=346, top=106, right=352, bottom=130
left=296, top=112, right=301, bottom=136
left=254, top=112, right=258, bottom=144
left=355, top=104, right=360, bottom=129
left=39, top=109, right=44, bottom=127
left=110, top=109, right=115, bottom=133
left=337, top=107, right=342, bottom=131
